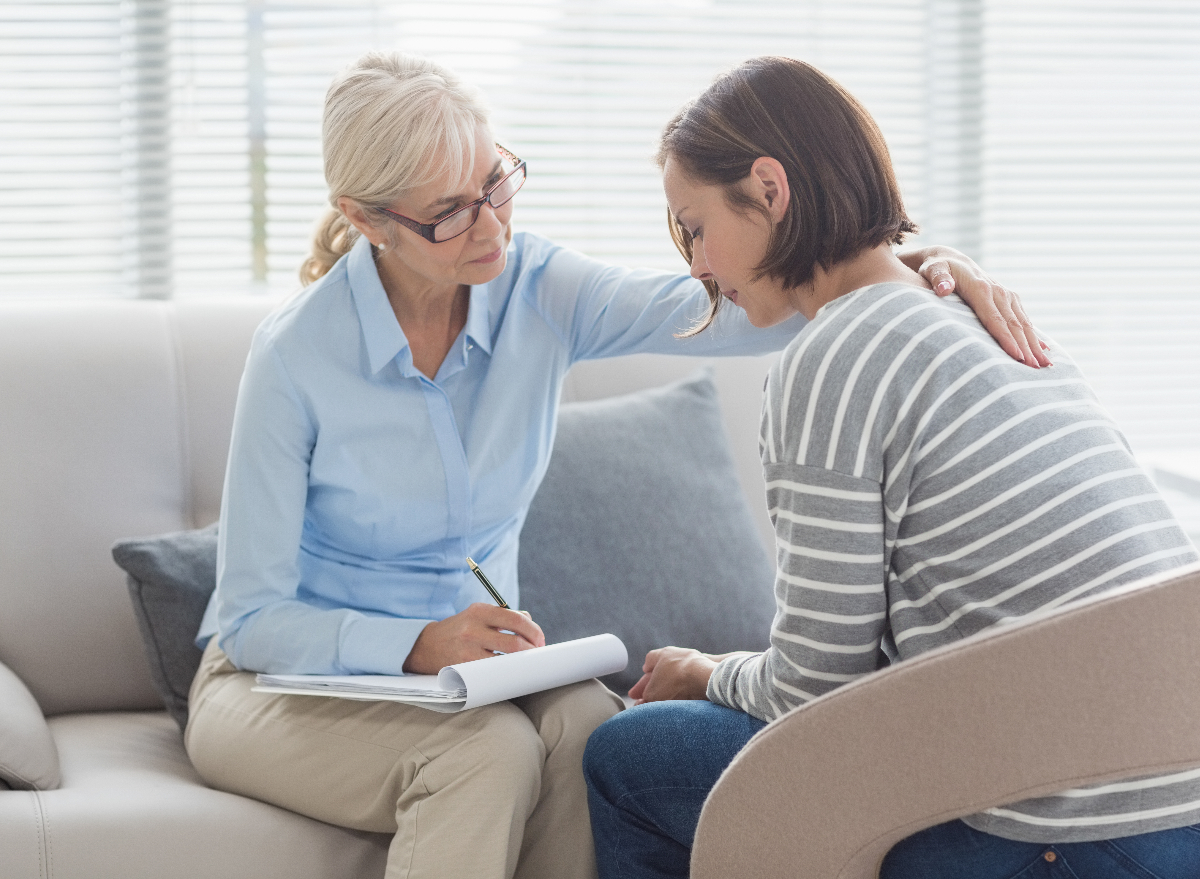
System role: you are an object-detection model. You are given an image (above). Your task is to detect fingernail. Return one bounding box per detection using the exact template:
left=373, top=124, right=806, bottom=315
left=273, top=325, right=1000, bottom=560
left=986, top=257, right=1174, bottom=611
left=937, top=280, right=952, bottom=292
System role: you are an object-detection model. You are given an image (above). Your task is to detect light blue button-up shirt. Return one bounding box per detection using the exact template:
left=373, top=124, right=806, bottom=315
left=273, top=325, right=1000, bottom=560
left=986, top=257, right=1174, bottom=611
left=198, top=231, right=804, bottom=674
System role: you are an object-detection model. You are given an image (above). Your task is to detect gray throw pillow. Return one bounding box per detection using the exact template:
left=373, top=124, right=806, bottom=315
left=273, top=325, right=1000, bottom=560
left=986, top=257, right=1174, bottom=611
left=111, top=522, right=218, bottom=731
left=519, top=370, right=776, bottom=694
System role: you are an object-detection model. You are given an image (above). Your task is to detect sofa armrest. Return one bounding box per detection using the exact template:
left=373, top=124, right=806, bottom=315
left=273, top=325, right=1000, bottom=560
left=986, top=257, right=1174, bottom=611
left=692, top=563, right=1200, bottom=879
left=0, top=661, right=60, bottom=790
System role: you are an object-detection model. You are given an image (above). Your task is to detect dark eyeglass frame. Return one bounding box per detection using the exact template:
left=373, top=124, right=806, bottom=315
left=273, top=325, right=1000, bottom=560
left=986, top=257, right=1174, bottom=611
left=377, top=144, right=526, bottom=244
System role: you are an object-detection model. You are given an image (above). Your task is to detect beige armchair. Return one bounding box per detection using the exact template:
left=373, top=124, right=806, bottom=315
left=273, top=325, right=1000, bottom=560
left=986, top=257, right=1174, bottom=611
left=692, top=563, right=1200, bottom=879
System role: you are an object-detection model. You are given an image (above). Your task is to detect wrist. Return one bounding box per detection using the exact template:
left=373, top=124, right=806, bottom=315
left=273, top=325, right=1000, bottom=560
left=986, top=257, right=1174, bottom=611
left=688, top=654, right=717, bottom=699
left=403, top=620, right=439, bottom=674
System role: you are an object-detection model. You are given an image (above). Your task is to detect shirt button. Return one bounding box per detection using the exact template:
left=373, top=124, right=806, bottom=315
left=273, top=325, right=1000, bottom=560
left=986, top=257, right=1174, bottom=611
left=1043, top=850, right=1057, bottom=863
left=467, top=343, right=474, bottom=350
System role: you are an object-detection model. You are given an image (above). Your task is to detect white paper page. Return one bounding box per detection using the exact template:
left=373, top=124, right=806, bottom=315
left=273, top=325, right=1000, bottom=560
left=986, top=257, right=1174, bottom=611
left=439, top=633, right=628, bottom=710
left=253, top=686, right=464, bottom=704
left=255, top=672, right=461, bottom=697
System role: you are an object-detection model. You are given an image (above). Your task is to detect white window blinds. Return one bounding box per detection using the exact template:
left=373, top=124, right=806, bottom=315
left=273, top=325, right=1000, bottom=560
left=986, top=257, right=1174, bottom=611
left=979, top=0, right=1200, bottom=456
left=0, top=0, right=1197, bottom=461
left=1, top=1, right=125, bottom=296
left=250, top=1, right=930, bottom=288
left=0, top=0, right=252, bottom=298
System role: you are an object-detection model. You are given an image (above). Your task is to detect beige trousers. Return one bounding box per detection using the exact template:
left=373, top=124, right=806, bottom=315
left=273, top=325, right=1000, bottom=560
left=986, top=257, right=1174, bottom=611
left=185, top=641, right=623, bottom=879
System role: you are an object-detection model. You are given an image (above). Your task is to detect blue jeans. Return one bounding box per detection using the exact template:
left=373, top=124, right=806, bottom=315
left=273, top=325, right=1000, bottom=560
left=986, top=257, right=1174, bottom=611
left=883, top=819, right=1200, bottom=879
left=584, top=700, right=766, bottom=879
left=583, top=700, right=1200, bottom=879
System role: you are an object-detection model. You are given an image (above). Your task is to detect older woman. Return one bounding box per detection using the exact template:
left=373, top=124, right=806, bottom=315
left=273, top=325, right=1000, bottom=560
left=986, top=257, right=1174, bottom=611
left=583, top=56, right=1200, bottom=879
left=184, top=52, right=1043, bottom=879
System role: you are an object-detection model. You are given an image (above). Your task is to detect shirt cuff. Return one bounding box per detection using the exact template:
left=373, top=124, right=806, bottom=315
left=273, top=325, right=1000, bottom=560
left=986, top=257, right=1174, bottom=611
left=338, top=614, right=434, bottom=675
left=706, top=652, right=759, bottom=709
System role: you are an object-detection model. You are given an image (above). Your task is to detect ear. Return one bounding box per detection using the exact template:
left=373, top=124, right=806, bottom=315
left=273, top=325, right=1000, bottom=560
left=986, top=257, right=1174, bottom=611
left=749, top=157, right=790, bottom=223
left=336, top=196, right=386, bottom=246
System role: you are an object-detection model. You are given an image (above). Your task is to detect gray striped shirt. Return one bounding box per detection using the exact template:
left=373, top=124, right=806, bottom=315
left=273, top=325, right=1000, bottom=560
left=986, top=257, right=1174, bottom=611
left=708, top=282, right=1200, bottom=843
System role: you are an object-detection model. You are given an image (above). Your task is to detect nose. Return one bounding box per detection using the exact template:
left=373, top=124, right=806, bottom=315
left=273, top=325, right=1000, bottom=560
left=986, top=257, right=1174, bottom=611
left=690, top=244, right=712, bottom=282
left=472, top=200, right=505, bottom=238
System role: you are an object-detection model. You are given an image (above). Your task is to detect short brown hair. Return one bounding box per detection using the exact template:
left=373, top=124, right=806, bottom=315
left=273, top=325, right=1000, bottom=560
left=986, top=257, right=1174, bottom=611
left=658, top=56, right=917, bottom=332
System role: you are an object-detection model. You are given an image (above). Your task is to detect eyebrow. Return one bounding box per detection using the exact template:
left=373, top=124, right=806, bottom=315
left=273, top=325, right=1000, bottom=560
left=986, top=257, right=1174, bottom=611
left=426, top=159, right=504, bottom=212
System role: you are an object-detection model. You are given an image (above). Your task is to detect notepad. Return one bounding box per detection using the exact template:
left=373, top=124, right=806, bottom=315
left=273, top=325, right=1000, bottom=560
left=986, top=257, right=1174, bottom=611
left=253, top=633, right=628, bottom=713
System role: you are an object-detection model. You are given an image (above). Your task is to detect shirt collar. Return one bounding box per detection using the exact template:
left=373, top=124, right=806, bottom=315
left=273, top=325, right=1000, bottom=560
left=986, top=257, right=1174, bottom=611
left=348, top=234, right=494, bottom=375
left=463, top=282, right=493, bottom=356
left=348, top=235, right=408, bottom=375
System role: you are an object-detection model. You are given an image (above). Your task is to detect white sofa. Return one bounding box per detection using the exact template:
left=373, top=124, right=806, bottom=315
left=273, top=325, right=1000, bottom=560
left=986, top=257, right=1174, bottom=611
left=0, top=298, right=776, bottom=879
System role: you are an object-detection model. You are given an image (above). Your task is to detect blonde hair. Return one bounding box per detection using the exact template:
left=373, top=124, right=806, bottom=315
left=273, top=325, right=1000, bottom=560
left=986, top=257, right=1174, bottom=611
left=299, top=52, right=491, bottom=285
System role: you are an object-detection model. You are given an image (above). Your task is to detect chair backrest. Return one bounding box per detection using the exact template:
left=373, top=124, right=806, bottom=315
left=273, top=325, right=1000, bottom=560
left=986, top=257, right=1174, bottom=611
left=0, top=300, right=272, bottom=715
left=691, top=563, right=1200, bottom=879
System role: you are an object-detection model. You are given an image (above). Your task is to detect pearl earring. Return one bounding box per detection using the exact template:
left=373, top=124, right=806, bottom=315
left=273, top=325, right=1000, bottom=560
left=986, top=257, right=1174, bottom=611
left=376, top=241, right=387, bottom=253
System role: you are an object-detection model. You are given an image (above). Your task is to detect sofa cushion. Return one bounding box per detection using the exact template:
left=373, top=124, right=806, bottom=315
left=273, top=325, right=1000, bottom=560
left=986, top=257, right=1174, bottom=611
left=0, top=660, right=61, bottom=790
left=0, top=712, right=388, bottom=879
left=519, top=370, right=776, bottom=694
left=111, top=523, right=218, bottom=731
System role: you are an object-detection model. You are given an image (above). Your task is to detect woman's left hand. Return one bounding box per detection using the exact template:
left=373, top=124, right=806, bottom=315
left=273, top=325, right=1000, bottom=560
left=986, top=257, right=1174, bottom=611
left=898, top=244, right=1051, bottom=368
left=627, top=646, right=718, bottom=705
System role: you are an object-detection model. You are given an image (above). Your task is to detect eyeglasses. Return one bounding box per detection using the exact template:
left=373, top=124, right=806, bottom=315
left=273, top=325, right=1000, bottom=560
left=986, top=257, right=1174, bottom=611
left=377, top=144, right=527, bottom=244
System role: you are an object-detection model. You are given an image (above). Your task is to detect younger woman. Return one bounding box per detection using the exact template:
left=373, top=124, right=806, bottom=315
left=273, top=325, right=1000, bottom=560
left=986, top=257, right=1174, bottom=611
left=583, top=56, right=1200, bottom=879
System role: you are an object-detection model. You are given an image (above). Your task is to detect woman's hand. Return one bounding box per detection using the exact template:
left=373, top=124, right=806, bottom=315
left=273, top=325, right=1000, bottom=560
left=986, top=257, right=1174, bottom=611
left=898, top=244, right=1050, bottom=368
left=402, top=603, right=546, bottom=674
left=627, top=646, right=718, bottom=705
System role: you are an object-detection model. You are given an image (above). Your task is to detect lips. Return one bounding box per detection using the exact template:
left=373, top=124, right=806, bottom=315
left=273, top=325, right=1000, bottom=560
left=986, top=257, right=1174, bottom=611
left=472, top=246, right=503, bottom=265
left=723, top=289, right=739, bottom=305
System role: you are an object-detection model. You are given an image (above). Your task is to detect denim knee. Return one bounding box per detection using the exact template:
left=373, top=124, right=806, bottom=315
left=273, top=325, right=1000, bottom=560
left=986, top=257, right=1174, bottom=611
left=583, top=702, right=651, bottom=800
left=584, top=700, right=766, bottom=802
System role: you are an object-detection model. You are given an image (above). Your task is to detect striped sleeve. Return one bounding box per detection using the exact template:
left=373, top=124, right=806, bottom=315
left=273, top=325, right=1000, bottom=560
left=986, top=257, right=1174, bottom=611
left=707, top=463, right=887, bottom=723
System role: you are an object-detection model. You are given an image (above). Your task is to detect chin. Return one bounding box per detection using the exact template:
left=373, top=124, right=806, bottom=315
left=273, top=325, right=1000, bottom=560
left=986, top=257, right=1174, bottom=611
left=474, top=251, right=507, bottom=283
left=455, top=251, right=507, bottom=287
left=745, top=312, right=775, bottom=329
left=746, top=306, right=795, bottom=329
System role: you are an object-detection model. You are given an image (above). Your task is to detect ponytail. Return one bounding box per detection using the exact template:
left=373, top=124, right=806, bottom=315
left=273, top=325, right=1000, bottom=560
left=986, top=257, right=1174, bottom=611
left=300, top=208, right=360, bottom=285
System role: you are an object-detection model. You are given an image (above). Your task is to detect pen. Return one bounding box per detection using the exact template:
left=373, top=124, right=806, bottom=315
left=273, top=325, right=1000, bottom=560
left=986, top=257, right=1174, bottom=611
left=466, top=557, right=510, bottom=609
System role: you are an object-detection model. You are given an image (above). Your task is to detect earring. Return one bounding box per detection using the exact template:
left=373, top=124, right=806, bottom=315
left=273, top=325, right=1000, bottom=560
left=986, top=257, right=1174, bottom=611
left=376, top=241, right=387, bottom=253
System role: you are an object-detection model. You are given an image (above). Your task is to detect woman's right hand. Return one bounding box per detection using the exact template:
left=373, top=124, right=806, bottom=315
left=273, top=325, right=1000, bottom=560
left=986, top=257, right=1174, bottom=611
left=627, top=646, right=717, bottom=704
left=402, top=603, right=546, bottom=674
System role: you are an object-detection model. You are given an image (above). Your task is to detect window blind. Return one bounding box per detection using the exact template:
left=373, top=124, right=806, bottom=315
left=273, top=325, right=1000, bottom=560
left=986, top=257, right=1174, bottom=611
left=0, top=0, right=1197, bottom=463
left=979, top=0, right=1200, bottom=457
left=0, top=0, right=126, bottom=296
left=0, top=0, right=252, bottom=298
left=169, top=0, right=253, bottom=297
left=252, top=0, right=929, bottom=290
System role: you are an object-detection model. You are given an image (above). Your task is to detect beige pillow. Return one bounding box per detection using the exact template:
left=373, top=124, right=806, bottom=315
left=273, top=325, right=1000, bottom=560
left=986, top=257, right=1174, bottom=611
left=0, top=660, right=60, bottom=790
